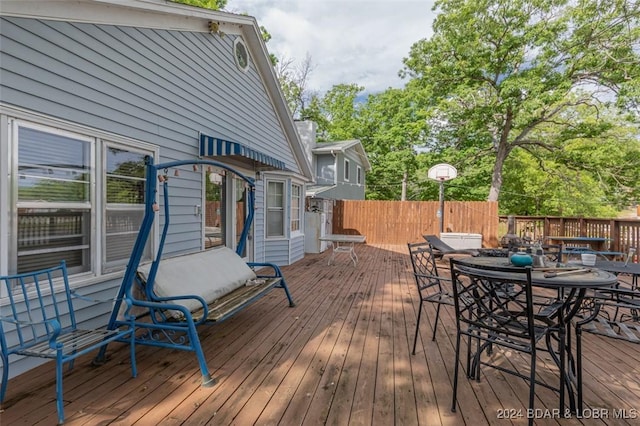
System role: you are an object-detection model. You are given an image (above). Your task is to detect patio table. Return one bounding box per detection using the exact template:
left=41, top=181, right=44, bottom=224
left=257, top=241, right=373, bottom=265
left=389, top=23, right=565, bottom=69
left=320, top=234, right=366, bottom=266
left=546, top=236, right=621, bottom=260
left=593, top=260, right=640, bottom=290
left=453, top=256, right=617, bottom=415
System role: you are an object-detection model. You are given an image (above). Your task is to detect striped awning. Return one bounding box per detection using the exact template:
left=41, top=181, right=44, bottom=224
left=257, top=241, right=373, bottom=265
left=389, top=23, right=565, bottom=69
left=199, top=134, right=286, bottom=170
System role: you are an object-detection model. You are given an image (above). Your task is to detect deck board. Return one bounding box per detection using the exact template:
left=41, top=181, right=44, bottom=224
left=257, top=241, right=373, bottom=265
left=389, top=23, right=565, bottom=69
left=2, top=244, right=639, bottom=425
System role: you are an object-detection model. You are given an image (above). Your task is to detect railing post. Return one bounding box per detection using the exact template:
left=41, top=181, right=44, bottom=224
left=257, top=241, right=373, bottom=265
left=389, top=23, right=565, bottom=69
left=610, top=219, right=619, bottom=252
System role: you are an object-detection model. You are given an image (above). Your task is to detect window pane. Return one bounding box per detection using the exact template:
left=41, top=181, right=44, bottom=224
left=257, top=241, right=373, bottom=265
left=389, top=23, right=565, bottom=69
left=267, top=181, right=284, bottom=237
left=267, top=181, right=283, bottom=207
left=105, top=147, right=150, bottom=269
left=235, top=179, right=248, bottom=256
left=18, top=127, right=90, bottom=202
left=205, top=171, right=225, bottom=249
left=105, top=207, right=149, bottom=264
left=291, top=184, right=301, bottom=232
left=16, top=125, right=93, bottom=275
left=267, top=210, right=284, bottom=237
left=106, top=147, right=146, bottom=204
left=17, top=208, right=90, bottom=274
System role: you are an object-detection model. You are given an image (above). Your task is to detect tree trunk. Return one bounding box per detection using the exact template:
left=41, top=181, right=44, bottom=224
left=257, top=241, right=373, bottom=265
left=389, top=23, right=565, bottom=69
left=488, top=144, right=509, bottom=202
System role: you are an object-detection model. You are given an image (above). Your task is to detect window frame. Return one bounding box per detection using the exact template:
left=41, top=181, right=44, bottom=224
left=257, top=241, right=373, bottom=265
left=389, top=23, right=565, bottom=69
left=12, top=120, right=96, bottom=277
left=5, top=115, right=157, bottom=284
left=357, top=165, right=362, bottom=185
left=291, top=183, right=302, bottom=234
left=266, top=179, right=286, bottom=238
left=344, top=158, right=350, bottom=181
left=233, top=37, right=250, bottom=72
left=102, top=140, right=154, bottom=273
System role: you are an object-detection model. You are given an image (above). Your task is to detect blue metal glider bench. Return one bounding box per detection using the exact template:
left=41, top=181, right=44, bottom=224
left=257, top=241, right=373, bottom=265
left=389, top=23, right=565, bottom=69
left=99, top=157, right=295, bottom=387
left=0, top=261, right=137, bottom=425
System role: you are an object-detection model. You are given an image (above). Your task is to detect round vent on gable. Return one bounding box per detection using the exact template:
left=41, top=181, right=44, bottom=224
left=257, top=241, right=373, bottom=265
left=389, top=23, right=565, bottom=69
left=233, top=37, right=249, bottom=71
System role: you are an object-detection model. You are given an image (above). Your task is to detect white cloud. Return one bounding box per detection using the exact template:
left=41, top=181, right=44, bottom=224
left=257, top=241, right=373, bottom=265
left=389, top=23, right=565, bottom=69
left=227, top=0, right=436, bottom=95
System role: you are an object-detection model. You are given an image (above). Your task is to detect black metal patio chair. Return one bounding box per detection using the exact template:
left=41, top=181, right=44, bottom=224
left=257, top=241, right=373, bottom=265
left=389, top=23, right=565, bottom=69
left=575, top=285, right=640, bottom=411
left=448, top=258, right=563, bottom=426
left=407, top=242, right=454, bottom=354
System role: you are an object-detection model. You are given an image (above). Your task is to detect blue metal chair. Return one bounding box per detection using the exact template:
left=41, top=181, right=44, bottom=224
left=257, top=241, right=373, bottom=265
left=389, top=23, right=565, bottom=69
left=0, top=261, right=137, bottom=424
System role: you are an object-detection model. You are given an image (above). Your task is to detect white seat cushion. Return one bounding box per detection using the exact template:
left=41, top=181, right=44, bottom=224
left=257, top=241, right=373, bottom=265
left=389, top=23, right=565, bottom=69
left=138, top=247, right=257, bottom=316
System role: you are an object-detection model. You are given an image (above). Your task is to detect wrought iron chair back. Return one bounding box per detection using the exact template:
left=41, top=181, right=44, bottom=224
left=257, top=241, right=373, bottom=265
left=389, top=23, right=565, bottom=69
left=407, top=242, right=453, bottom=354
left=575, top=285, right=640, bottom=411
left=448, top=258, right=562, bottom=426
left=0, top=261, right=137, bottom=424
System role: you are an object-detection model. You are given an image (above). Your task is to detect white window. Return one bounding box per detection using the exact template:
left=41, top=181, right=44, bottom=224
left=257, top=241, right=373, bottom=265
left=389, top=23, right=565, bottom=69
left=291, top=184, right=302, bottom=232
left=266, top=180, right=284, bottom=237
left=357, top=166, right=362, bottom=185
left=15, top=123, right=93, bottom=275
left=344, top=159, right=350, bottom=181
left=104, top=144, right=151, bottom=271
left=10, top=119, right=153, bottom=277
left=233, top=37, right=250, bottom=72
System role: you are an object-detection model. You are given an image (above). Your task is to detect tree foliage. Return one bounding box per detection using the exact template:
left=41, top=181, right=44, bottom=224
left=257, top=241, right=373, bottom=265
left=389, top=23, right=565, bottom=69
left=171, top=0, right=227, bottom=9
left=401, top=0, right=640, bottom=203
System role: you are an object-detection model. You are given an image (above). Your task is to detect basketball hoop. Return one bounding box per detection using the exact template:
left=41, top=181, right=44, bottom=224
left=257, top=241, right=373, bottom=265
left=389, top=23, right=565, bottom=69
left=427, top=163, right=457, bottom=234
left=427, top=163, right=457, bottom=182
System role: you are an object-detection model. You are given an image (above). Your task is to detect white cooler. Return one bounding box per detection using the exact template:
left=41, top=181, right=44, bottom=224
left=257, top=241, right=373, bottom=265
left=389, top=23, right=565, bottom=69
left=440, top=232, right=483, bottom=249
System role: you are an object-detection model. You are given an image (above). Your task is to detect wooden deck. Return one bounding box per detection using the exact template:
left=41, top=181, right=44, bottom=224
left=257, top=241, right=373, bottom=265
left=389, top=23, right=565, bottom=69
left=2, top=244, right=639, bottom=425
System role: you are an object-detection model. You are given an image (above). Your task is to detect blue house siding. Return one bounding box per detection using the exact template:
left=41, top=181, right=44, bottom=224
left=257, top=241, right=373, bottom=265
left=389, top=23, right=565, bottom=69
left=1, top=18, right=298, bottom=171
left=0, top=16, right=304, bottom=259
left=0, top=2, right=312, bottom=381
left=290, top=235, right=305, bottom=263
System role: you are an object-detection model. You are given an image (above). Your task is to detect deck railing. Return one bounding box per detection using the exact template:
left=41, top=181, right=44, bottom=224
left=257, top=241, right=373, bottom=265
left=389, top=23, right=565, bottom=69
left=498, top=215, right=640, bottom=258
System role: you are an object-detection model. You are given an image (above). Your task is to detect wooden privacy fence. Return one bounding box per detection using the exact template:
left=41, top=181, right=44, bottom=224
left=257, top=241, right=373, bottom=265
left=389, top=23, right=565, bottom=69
left=332, top=200, right=499, bottom=247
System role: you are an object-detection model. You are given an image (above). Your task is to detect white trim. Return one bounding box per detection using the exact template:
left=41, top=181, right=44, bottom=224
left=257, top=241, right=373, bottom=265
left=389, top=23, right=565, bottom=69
left=265, top=179, right=286, bottom=238
left=233, top=37, right=250, bottom=73
left=344, top=158, right=350, bottom=181
left=0, top=115, right=9, bottom=282
left=0, top=0, right=247, bottom=34
left=290, top=182, right=303, bottom=236
left=1, top=108, right=159, bottom=283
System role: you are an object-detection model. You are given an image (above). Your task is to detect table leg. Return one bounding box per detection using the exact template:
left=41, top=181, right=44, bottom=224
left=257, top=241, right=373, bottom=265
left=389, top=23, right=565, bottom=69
left=327, top=241, right=359, bottom=266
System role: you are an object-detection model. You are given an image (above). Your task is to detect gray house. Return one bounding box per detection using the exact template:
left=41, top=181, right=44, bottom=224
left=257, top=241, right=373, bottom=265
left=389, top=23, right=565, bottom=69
left=0, top=0, right=312, bottom=377
left=297, top=121, right=371, bottom=201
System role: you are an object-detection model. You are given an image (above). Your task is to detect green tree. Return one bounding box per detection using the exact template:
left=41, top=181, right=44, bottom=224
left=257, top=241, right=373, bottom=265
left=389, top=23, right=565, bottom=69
left=357, top=88, right=427, bottom=200
left=402, top=0, right=640, bottom=203
left=171, top=0, right=227, bottom=9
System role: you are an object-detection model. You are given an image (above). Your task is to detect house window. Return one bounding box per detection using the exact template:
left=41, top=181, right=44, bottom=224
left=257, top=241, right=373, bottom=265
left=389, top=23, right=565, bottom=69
left=204, top=169, right=226, bottom=249
left=104, top=144, right=150, bottom=271
left=11, top=119, right=153, bottom=277
left=344, top=159, right=350, bottom=181
left=357, top=166, right=362, bottom=185
left=233, top=37, right=250, bottom=72
left=266, top=180, right=284, bottom=237
left=291, top=184, right=302, bottom=232
left=15, top=124, right=93, bottom=275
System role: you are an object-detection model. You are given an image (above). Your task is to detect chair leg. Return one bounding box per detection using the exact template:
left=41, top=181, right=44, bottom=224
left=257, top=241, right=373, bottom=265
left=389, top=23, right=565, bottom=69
left=55, top=353, right=65, bottom=425
left=576, top=325, right=584, bottom=413
left=451, top=331, right=462, bottom=412
left=412, top=300, right=423, bottom=355
left=0, top=352, right=9, bottom=404
left=559, top=324, right=566, bottom=413
left=528, top=354, right=536, bottom=426
left=432, top=304, right=441, bottom=341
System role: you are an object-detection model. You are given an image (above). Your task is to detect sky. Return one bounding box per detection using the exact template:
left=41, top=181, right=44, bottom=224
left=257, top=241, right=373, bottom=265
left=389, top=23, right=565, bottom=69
left=227, top=0, right=437, bottom=95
